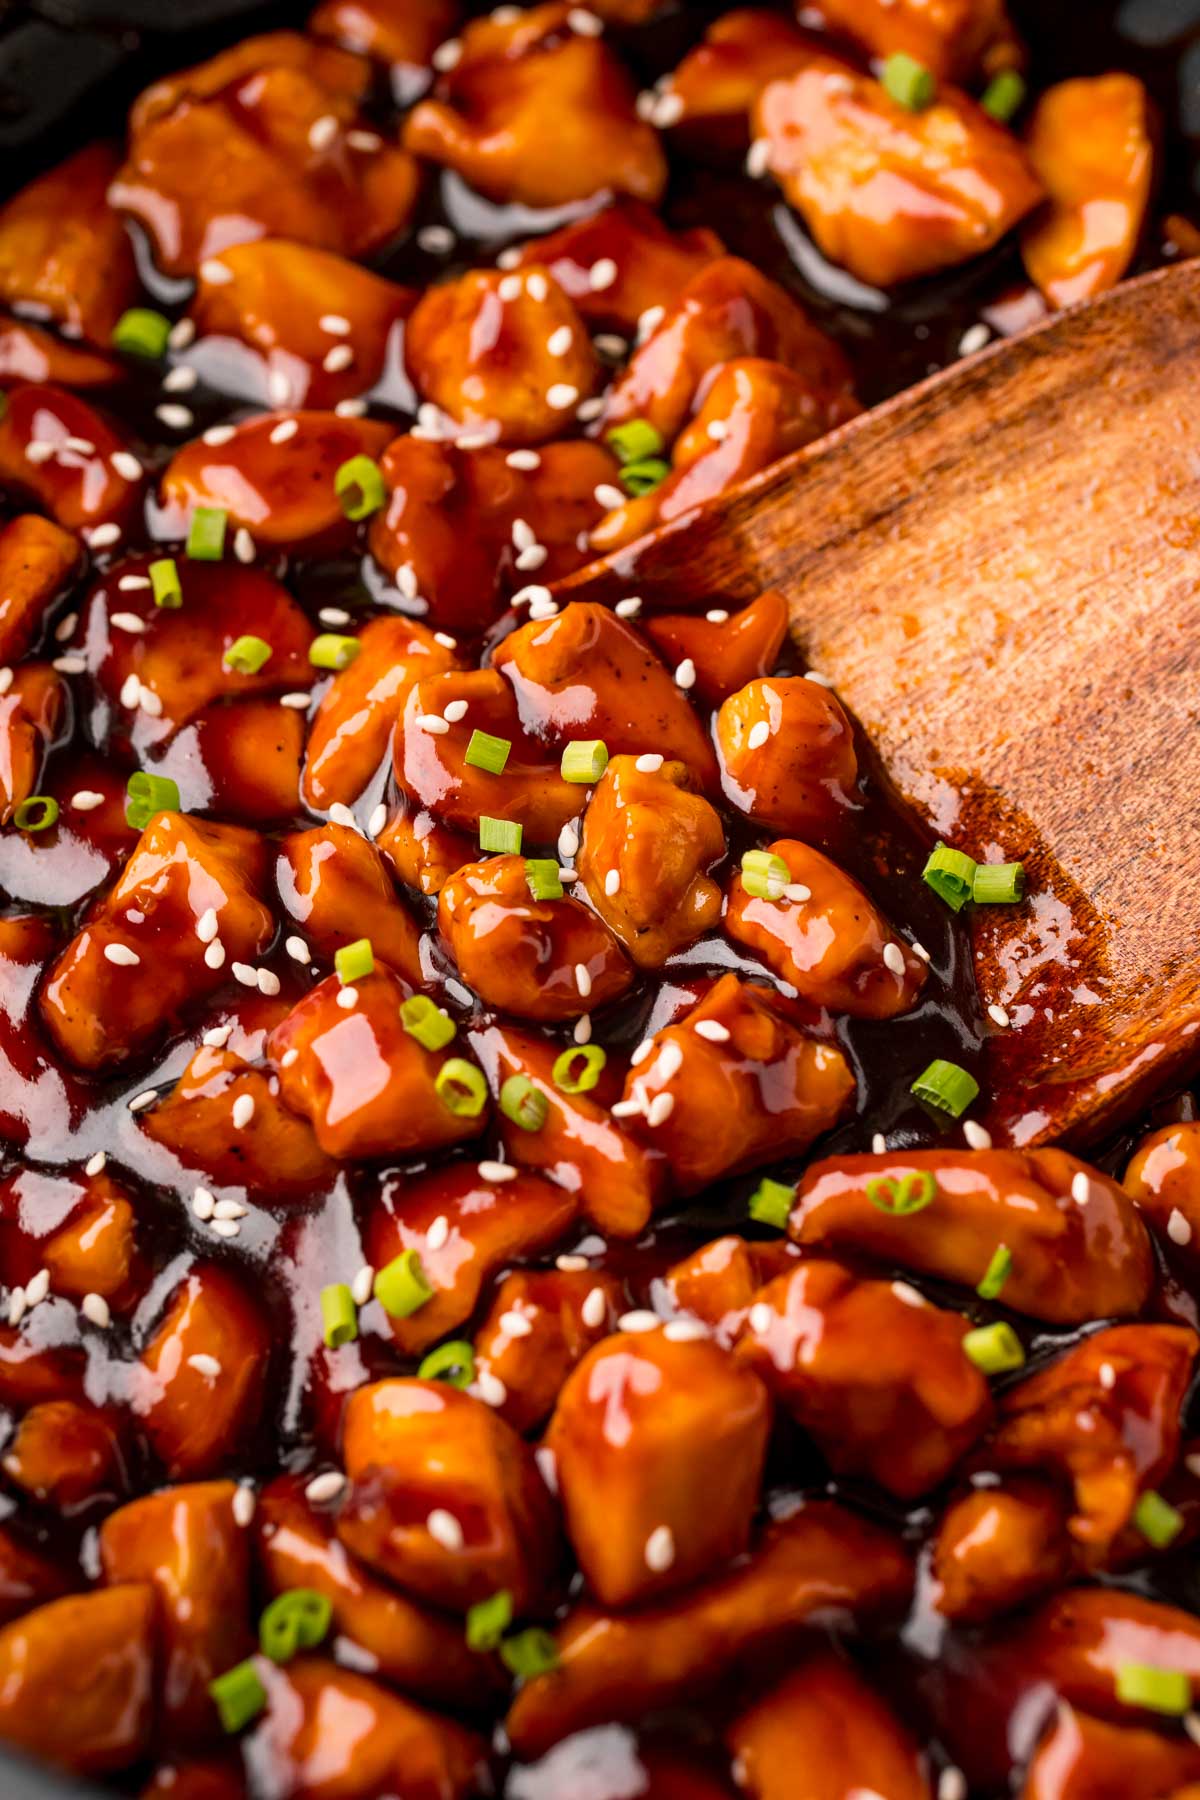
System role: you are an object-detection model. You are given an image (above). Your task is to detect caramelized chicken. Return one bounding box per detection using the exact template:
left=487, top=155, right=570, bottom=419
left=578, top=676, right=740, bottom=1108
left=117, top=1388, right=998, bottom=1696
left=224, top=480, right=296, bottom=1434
left=0, top=384, right=142, bottom=535
left=1022, top=1703, right=1200, bottom=1800
left=133, top=1265, right=270, bottom=1478
left=2, top=1399, right=124, bottom=1511
left=277, top=824, right=424, bottom=986
left=513, top=200, right=723, bottom=335
left=667, top=11, right=815, bottom=137
left=0, top=664, right=65, bottom=824
left=641, top=590, right=788, bottom=712
left=0, top=144, right=139, bottom=347
left=0, top=515, right=80, bottom=667
left=661, top=1234, right=800, bottom=1344
left=929, top=1478, right=1074, bottom=1624
left=473, top=1267, right=625, bottom=1433
left=309, top=0, right=460, bottom=78
left=376, top=797, right=475, bottom=897
left=715, top=675, right=859, bottom=839
left=813, top=0, right=1023, bottom=82
left=403, top=3, right=667, bottom=208
left=1125, top=1120, right=1200, bottom=1257
left=0, top=1586, right=156, bottom=1775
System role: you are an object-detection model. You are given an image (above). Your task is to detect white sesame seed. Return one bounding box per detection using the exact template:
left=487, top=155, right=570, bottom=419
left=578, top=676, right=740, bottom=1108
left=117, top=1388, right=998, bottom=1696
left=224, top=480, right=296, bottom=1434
left=81, top=1292, right=110, bottom=1328
left=231, top=961, right=256, bottom=987
left=528, top=595, right=559, bottom=620
left=573, top=1015, right=592, bottom=1046
left=506, top=449, right=541, bottom=471
left=188, top=1352, right=221, bottom=1378
left=432, top=36, right=462, bottom=69
left=168, top=318, right=196, bottom=352
left=323, top=344, right=354, bottom=373
left=335, top=397, right=368, bottom=418
left=163, top=365, right=197, bottom=394
left=232, top=1093, right=255, bottom=1130
left=232, top=528, right=255, bottom=561
left=212, top=1220, right=241, bottom=1241
left=892, top=1281, right=927, bottom=1309
left=745, top=137, right=772, bottom=179
left=575, top=962, right=593, bottom=998
left=804, top=670, right=835, bottom=687
left=479, top=1161, right=518, bottom=1183
left=204, top=941, right=225, bottom=969
left=588, top=257, right=618, bottom=291
left=329, top=802, right=357, bottom=829
left=308, top=113, right=339, bottom=151
left=615, top=596, right=642, bottom=619
left=104, top=943, right=140, bottom=967
left=85, top=1151, right=106, bottom=1176
left=558, top=823, right=580, bottom=861
left=200, top=258, right=233, bottom=286
left=963, top=1120, right=993, bottom=1150
left=637, top=305, right=666, bottom=342
left=367, top=802, right=388, bottom=838
left=664, top=1318, right=710, bottom=1342
left=611, top=1098, right=644, bottom=1118
left=674, top=659, right=696, bottom=690
left=270, top=418, right=298, bottom=445
left=547, top=325, right=573, bottom=357
left=581, top=1286, right=607, bottom=1329
left=70, top=789, right=105, bottom=811
left=418, top=713, right=450, bottom=735
left=872, top=1133, right=887, bottom=1155
left=119, top=672, right=141, bottom=708
left=351, top=1265, right=374, bottom=1306
left=516, top=544, right=549, bottom=572
left=65, top=435, right=96, bottom=456
left=232, top=1485, right=256, bottom=1527
left=958, top=324, right=991, bottom=357
left=475, top=1369, right=508, bottom=1407
left=336, top=987, right=358, bottom=1010
left=441, top=700, right=469, bottom=727
left=110, top=450, right=143, bottom=481
left=527, top=274, right=549, bottom=302
left=576, top=396, right=605, bottom=423
left=498, top=273, right=523, bottom=303
left=556, top=1254, right=589, bottom=1272
left=1169, top=1208, right=1193, bottom=1246
left=594, top=483, right=625, bottom=510
left=747, top=720, right=770, bottom=751
left=7, top=1289, right=25, bottom=1327
left=305, top=1471, right=346, bottom=1505
left=24, top=1269, right=49, bottom=1307
left=618, top=1310, right=660, bottom=1333
left=196, top=907, right=219, bottom=944
left=511, top=517, right=536, bottom=551
left=693, top=1020, right=730, bottom=1045
left=280, top=692, right=311, bottom=709
left=987, top=1002, right=1011, bottom=1028
left=938, top=1769, right=967, bottom=1800
left=706, top=419, right=729, bottom=442
left=156, top=404, right=194, bottom=430
left=426, top=1214, right=450, bottom=1252
left=644, top=1524, right=675, bottom=1571
left=319, top=314, right=352, bottom=338
left=128, top=1089, right=157, bottom=1113
left=214, top=1199, right=247, bottom=1221
left=346, top=128, right=382, bottom=152
left=281, top=1048, right=299, bottom=1068
left=109, top=611, right=145, bottom=636
left=635, top=752, right=663, bottom=773
left=1098, top=1361, right=1116, bottom=1391
left=748, top=1302, right=774, bottom=1335
left=258, top=969, right=281, bottom=997
left=417, top=224, right=456, bottom=254
left=202, top=424, right=236, bottom=446
left=595, top=334, right=626, bottom=360
left=0, top=667, right=10, bottom=694
left=500, top=1309, right=534, bottom=1339
left=1071, top=1171, right=1091, bottom=1206
left=52, top=654, right=86, bottom=674
left=193, top=1186, right=215, bottom=1220
left=25, top=440, right=55, bottom=464
left=883, top=942, right=907, bottom=977
left=603, top=868, right=621, bottom=898
left=138, top=684, right=163, bottom=717
left=203, top=1024, right=232, bottom=1048
left=267, top=369, right=292, bottom=406
left=654, top=92, right=684, bottom=127
left=547, top=383, right=579, bottom=410
left=535, top=1446, right=558, bottom=1492
left=646, top=1092, right=675, bottom=1127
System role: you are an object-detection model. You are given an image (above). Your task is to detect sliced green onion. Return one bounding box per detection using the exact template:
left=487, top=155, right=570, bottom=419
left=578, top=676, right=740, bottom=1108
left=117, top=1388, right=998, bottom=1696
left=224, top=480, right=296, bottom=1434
left=334, top=937, right=373, bottom=985
left=500, top=1628, right=560, bottom=1679
left=911, top=1059, right=980, bottom=1119
left=560, top=739, right=609, bottom=784
left=224, top=634, right=272, bottom=675
left=525, top=859, right=563, bottom=902
left=748, top=1176, right=795, bottom=1231
left=1115, top=1661, right=1191, bottom=1715
left=922, top=843, right=977, bottom=911
left=866, top=1171, right=937, bottom=1216
left=418, top=1339, right=476, bottom=1387
left=12, top=795, right=59, bottom=833
left=619, top=456, right=671, bottom=497
left=981, top=69, right=1026, bottom=123
left=500, top=1073, right=548, bottom=1132
left=187, top=506, right=227, bottom=561
left=149, top=557, right=182, bottom=609
left=309, top=634, right=360, bottom=671
left=479, top=816, right=523, bottom=855
left=320, top=1282, right=357, bottom=1348
left=741, top=848, right=790, bottom=901
left=334, top=454, right=386, bottom=521
left=464, top=729, right=510, bottom=775
left=466, top=1589, right=513, bottom=1653
left=972, top=861, right=1026, bottom=905
left=962, top=1320, right=1025, bottom=1375
left=209, top=1659, right=267, bottom=1733
left=259, top=1588, right=332, bottom=1663
left=552, top=1044, right=606, bottom=1094
left=374, top=1248, right=433, bottom=1319
left=435, top=1057, right=488, bottom=1118
left=400, top=994, right=456, bottom=1052
left=882, top=51, right=936, bottom=111
left=112, top=307, right=171, bottom=360
left=976, top=1244, right=1012, bottom=1300
left=605, top=419, right=664, bottom=466
left=125, top=770, right=180, bottom=830
left=1134, top=1490, right=1184, bottom=1550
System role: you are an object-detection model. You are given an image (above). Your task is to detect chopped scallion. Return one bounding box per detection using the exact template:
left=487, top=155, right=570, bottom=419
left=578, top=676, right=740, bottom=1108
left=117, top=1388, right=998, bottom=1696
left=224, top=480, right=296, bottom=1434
left=334, top=454, right=385, bottom=521
left=981, top=69, right=1026, bottom=123
left=605, top=419, right=664, bottom=466
left=882, top=51, right=936, bottom=111
left=435, top=1057, right=488, bottom=1118
left=748, top=1176, right=795, bottom=1231
left=866, top=1171, right=937, bottom=1216
left=479, top=816, right=523, bottom=855
left=319, top=1282, right=357, bottom=1348
left=112, top=307, right=172, bottom=360
left=972, top=861, right=1026, bottom=905
left=922, top=842, right=977, bottom=911
left=1115, top=1660, right=1191, bottom=1715
left=224, top=634, right=272, bottom=675
left=962, top=1320, right=1025, bottom=1375
left=466, top=1590, right=513, bottom=1653
left=464, top=729, right=510, bottom=775
left=12, top=795, right=59, bottom=833
left=259, top=1588, right=332, bottom=1663
left=741, top=848, right=790, bottom=901
left=374, top=1248, right=433, bottom=1319
left=400, top=994, right=456, bottom=1052
left=334, top=937, right=373, bottom=985
left=309, top=634, right=360, bottom=671
left=187, top=506, right=227, bottom=561
left=500, top=1628, right=560, bottom=1679
left=209, top=1659, right=267, bottom=1733
left=1133, top=1490, right=1184, bottom=1549
left=500, top=1073, right=548, bottom=1132
left=619, top=456, right=671, bottom=497
left=911, top=1059, right=979, bottom=1118
left=560, top=739, right=609, bottom=784
left=976, top=1243, right=1012, bottom=1300
left=551, top=1044, right=606, bottom=1094
left=418, top=1339, right=476, bottom=1387
left=125, top=770, right=180, bottom=830
left=149, top=557, right=182, bottom=609
left=525, top=859, right=563, bottom=902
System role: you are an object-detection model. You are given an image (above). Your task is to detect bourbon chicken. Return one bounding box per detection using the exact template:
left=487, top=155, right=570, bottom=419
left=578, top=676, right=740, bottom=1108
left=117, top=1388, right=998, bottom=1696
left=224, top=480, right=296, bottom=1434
left=0, top=2, right=1186, bottom=1799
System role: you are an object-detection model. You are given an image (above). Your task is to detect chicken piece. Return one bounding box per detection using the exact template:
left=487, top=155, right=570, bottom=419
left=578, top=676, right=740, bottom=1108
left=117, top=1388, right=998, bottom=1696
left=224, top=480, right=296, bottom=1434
left=2, top=1399, right=124, bottom=1511
left=982, top=1323, right=1198, bottom=1551
left=0, top=1586, right=155, bottom=1775
left=0, top=144, right=139, bottom=346
left=406, top=265, right=600, bottom=447
left=1021, top=76, right=1154, bottom=311
left=395, top=667, right=579, bottom=843
left=620, top=974, right=855, bottom=1194
left=363, top=1159, right=576, bottom=1355
left=474, top=1268, right=624, bottom=1433
left=258, top=1475, right=500, bottom=1712
left=277, top=825, right=423, bottom=986
left=309, top=0, right=460, bottom=76
left=667, top=10, right=817, bottom=144
left=604, top=258, right=856, bottom=448
left=75, top=557, right=313, bottom=745
left=792, top=1149, right=1155, bottom=1325
left=0, top=1168, right=132, bottom=1310
left=0, top=384, right=143, bottom=535
left=100, top=1482, right=252, bottom=1741
left=813, top=0, right=1022, bottom=82
left=505, top=1500, right=911, bottom=1757
left=245, top=1654, right=485, bottom=1799
left=929, top=1479, right=1073, bottom=1624
left=477, top=1020, right=668, bottom=1237
left=439, top=854, right=633, bottom=1021
left=0, top=1524, right=72, bottom=1627
left=576, top=755, right=725, bottom=969
left=0, top=316, right=122, bottom=388
left=726, top=837, right=926, bottom=1018
left=190, top=239, right=415, bottom=410
left=0, top=747, right=136, bottom=909
left=134, top=1265, right=270, bottom=1478
left=642, top=590, right=788, bottom=711
left=403, top=2, right=666, bottom=209
left=338, top=1378, right=563, bottom=1612
left=111, top=41, right=419, bottom=277
left=716, top=675, right=858, bottom=839
left=725, top=1651, right=931, bottom=1800
left=40, top=812, right=272, bottom=1072
left=0, top=664, right=66, bottom=825
left=302, top=615, right=460, bottom=811
left=661, top=1235, right=799, bottom=1345
left=594, top=356, right=858, bottom=552
left=0, top=515, right=81, bottom=667
left=377, top=797, right=474, bottom=897
left=546, top=1325, right=770, bottom=1606
left=1022, top=1703, right=1200, bottom=1800
left=1125, top=1120, right=1200, bottom=1259
left=268, top=966, right=487, bottom=1161
left=159, top=412, right=393, bottom=553
left=494, top=601, right=719, bottom=791
left=147, top=698, right=305, bottom=826
left=513, top=200, right=722, bottom=335
left=738, top=1260, right=991, bottom=1497
left=368, top=435, right=619, bottom=637
left=755, top=56, right=1043, bottom=287
left=0, top=1328, right=85, bottom=1411
left=142, top=1038, right=335, bottom=1197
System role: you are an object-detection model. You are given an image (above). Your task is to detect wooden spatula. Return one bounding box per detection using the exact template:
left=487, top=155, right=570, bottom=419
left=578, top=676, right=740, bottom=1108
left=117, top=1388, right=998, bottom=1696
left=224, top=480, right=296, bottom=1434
left=559, top=259, right=1200, bottom=1150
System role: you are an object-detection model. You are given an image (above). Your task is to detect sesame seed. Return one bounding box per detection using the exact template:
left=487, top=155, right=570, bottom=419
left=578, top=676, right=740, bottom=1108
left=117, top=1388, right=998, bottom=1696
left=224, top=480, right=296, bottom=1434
left=588, top=257, right=618, bottom=291
left=746, top=137, right=771, bottom=179
left=506, top=449, right=541, bottom=470
left=611, top=1098, right=644, bottom=1118
left=1169, top=1208, right=1193, bottom=1245
left=618, top=1310, right=660, bottom=1333
left=656, top=1041, right=683, bottom=1082
left=156, top=404, right=194, bottom=430
left=603, top=869, right=621, bottom=897
left=85, top=1151, right=107, bottom=1176
left=7, top=1289, right=25, bottom=1327
left=575, top=962, right=593, bottom=998
left=747, top=720, right=770, bottom=751
left=200, top=258, right=233, bottom=286
left=892, top=1281, right=926, bottom=1309
left=595, top=334, right=626, bottom=360
left=417, top=224, right=456, bottom=254
left=232, top=1486, right=256, bottom=1527
left=987, top=1002, right=1011, bottom=1028
left=535, top=1446, right=558, bottom=1492
left=336, top=987, right=358, bottom=1009
left=24, top=1269, right=49, bottom=1307
left=516, top=544, right=549, bottom=571
left=527, top=274, right=549, bottom=302
left=119, top=672, right=141, bottom=708
left=630, top=1039, right=654, bottom=1066
left=748, top=1302, right=774, bottom=1335
left=110, top=451, right=143, bottom=481
left=88, top=524, right=124, bottom=553
left=872, top=1133, right=887, bottom=1154
left=308, top=113, right=339, bottom=151
left=280, top=692, right=311, bottom=709
left=706, top=420, right=728, bottom=442
left=635, top=752, right=663, bottom=773
left=128, top=1089, right=157, bottom=1113
left=594, top=483, right=625, bottom=510
left=500, top=1309, right=534, bottom=1338
left=1071, top=1171, right=1091, bottom=1206
left=479, top=1160, right=518, bottom=1183
left=432, top=37, right=462, bottom=70
left=674, top=659, right=696, bottom=689
left=528, top=595, right=558, bottom=620
left=109, top=612, right=145, bottom=636
left=573, top=1017, right=592, bottom=1049
left=556, top=1253, right=589, bottom=1272
left=269, top=418, right=298, bottom=445
left=547, top=325, right=573, bottom=357
left=693, top=1020, right=730, bottom=1045
left=25, top=440, right=55, bottom=464
left=214, top=1199, right=247, bottom=1221
left=188, top=1352, right=221, bottom=1378
left=204, top=941, right=225, bottom=969
left=912, top=942, right=931, bottom=963
left=351, top=1265, right=374, bottom=1306
left=882, top=942, right=907, bottom=977
left=963, top=1120, right=993, bottom=1150
left=938, top=1770, right=967, bottom=1800
left=231, top=961, right=257, bottom=987
left=202, top=424, right=237, bottom=449
left=163, top=365, right=197, bottom=394
left=558, top=823, right=580, bottom=861
left=637, top=305, right=665, bottom=342
left=646, top=1092, right=675, bottom=1127
left=52, top=654, right=87, bottom=677
left=323, top=344, right=354, bottom=373
left=476, top=1368, right=509, bottom=1407
left=258, top=969, right=280, bottom=997
left=195, top=908, right=219, bottom=944
left=644, top=1525, right=675, bottom=1571
left=959, top=324, right=991, bottom=356
left=581, top=1286, right=607, bottom=1329
left=138, top=684, right=163, bottom=717
left=267, top=369, right=292, bottom=406
left=305, top=1471, right=346, bottom=1505
left=168, top=318, right=196, bottom=352
left=65, top=436, right=96, bottom=455
left=576, top=396, right=605, bottom=422
left=346, top=128, right=382, bottom=152
left=203, top=1024, right=232, bottom=1048
left=104, top=943, right=140, bottom=967
left=568, top=6, right=603, bottom=32
left=335, top=397, right=368, bottom=418
left=784, top=883, right=812, bottom=903
left=654, top=92, right=684, bottom=127
left=70, top=789, right=105, bottom=811
left=80, top=1292, right=110, bottom=1328
left=367, top=802, right=387, bottom=838
left=192, top=1186, right=215, bottom=1221
left=329, top=802, right=357, bottom=828
left=443, top=699, right=469, bottom=725
left=231, top=1093, right=255, bottom=1130
left=427, top=1214, right=450, bottom=1251
left=664, top=1318, right=709, bottom=1342
left=280, top=1047, right=299, bottom=1068
left=512, top=517, right=536, bottom=551
left=319, top=314, right=351, bottom=337
left=1098, top=1361, right=1116, bottom=1390
left=547, top=383, right=580, bottom=410
left=498, top=273, right=523, bottom=302
left=615, top=596, right=642, bottom=618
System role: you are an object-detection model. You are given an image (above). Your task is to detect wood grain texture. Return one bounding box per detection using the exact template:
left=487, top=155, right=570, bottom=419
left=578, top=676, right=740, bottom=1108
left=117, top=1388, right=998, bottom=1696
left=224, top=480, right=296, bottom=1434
left=562, top=260, right=1200, bottom=1146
